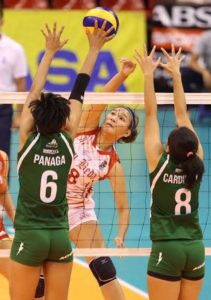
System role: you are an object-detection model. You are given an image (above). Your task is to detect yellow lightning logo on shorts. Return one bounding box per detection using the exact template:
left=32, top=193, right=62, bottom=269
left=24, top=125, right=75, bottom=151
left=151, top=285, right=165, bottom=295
left=17, top=242, right=24, bottom=255
left=156, top=252, right=163, bottom=266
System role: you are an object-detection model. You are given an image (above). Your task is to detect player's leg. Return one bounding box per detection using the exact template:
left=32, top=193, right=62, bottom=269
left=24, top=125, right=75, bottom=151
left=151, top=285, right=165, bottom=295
left=179, top=240, right=205, bottom=300
left=9, top=229, right=49, bottom=300
left=147, top=275, right=181, bottom=300
left=178, top=278, right=203, bottom=300
left=69, top=207, right=125, bottom=300
left=0, top=239, right=12, bottom=278
left=44, top=261, right=72, bottom=300
left=147, top=240, right=186, bottom=300
left=0, top=238, right=44, bottom=299
left=44, top=228, right=73, bottom=299
left=9, top=260, right=41, bottom=300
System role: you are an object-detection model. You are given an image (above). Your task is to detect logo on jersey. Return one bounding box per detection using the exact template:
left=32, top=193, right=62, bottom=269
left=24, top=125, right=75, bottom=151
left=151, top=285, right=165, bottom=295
left=46, top=139, right=58, bottom=149
left=59, top=251, right=73, bottom=261
left=192, top=262, right=205, bottom=271
left=17, top=242, right=24, bottom=255
left=99, top=160, right=108, bottom=170
left=156, top=252, right=163, bottom=266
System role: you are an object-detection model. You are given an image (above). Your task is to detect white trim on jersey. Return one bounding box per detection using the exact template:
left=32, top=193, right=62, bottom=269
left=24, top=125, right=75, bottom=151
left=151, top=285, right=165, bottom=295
left=150, top=154, right=170, bottom=216
left=60, top=133, right=74, bottom=158
left=17, top=133, right=40, bottom=174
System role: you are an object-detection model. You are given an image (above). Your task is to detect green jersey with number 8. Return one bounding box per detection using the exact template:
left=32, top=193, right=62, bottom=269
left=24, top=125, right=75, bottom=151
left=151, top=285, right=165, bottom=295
left=15, top=131, right=74, bottom=230
left=150, top=151, right=203, bottom=241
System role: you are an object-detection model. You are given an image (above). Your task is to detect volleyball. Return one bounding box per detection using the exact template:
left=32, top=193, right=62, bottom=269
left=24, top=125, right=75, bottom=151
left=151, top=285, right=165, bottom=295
left=83, top=7, right=119, bottom=37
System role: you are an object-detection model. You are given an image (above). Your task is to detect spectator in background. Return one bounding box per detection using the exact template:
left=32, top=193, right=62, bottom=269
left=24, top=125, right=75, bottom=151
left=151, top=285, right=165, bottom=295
left=182, top=30, right=211, bottom=93
left=0, top=7, right=27, bottom=157
left=110, top=0, right=144, bottom=10
left=51, top=0, right=96, bottom=9
left=12, top=0, right=49, bottom=9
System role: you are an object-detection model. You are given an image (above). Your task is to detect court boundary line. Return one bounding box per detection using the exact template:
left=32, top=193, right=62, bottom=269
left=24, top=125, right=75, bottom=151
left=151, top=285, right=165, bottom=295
left=1, top=248, right=211, bottom=256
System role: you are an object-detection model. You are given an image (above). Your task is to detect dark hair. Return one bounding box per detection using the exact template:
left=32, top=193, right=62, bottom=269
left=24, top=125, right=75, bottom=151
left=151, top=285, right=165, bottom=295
left=29, top=92, right=70, bottom=135
left=117, top=107, right=139, bottom=143
left=168, top=126, right=204, bottom=189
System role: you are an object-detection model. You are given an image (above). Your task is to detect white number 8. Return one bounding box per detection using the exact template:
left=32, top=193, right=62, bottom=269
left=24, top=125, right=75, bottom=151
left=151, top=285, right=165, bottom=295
left=40, top=170, right=58, bottom=203
left=175, top=188, right=191, bottom=215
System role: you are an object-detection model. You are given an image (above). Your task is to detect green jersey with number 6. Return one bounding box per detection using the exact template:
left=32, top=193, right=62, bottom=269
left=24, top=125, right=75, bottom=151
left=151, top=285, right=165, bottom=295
left=15, top=131, right=75, bottom=230
left=150, top=151, right=203, bottom=241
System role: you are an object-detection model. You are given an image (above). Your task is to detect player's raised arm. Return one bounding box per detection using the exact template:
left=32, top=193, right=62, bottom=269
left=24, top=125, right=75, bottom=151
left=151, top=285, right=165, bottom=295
left=67, top=20, right=114, bottom=139
left=160, top=44, right=203, bottom=160
left=135, top=46, right=163, bottom=172
left=19, top=23, right=68, bottom=147
left=78, top=58, right=136, bottom=133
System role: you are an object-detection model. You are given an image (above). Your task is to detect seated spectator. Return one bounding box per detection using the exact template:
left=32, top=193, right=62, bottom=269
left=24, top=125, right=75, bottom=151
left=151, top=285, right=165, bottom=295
left=51, top=0, right=96, bottom=9
left=101, top=0, right=144, bottom=10
left=181, top=30, right=211, bottom=121
left=4, top=0, right=49, bottom=9
left=182, top=30, right=211, bottom=92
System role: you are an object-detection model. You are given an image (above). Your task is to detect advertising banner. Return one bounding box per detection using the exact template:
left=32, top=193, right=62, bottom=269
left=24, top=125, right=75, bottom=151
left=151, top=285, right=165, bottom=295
left=150, top=1, right=211, bottom=91
left=4, top=9, right=146, bottom=92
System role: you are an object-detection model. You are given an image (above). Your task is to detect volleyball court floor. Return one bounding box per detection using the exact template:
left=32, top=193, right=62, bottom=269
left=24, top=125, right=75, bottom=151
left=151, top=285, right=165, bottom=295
left=1, top=108, right=210, bottom=299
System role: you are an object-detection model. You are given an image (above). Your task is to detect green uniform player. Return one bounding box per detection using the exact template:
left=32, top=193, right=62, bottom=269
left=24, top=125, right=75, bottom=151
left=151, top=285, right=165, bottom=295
left=135, top=44, right=205, bottom=300
left=9, top=21, right=112, bottom=300
left=11, top=131, right=74, bottom=266
left=148, top=151, right=204, bottom=280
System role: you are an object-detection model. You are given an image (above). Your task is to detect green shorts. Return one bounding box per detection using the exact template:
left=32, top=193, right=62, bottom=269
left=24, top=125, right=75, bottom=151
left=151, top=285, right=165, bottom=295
left=148, top=240, right=205, bottom=281
left=10, top=229, right=73, bottom=266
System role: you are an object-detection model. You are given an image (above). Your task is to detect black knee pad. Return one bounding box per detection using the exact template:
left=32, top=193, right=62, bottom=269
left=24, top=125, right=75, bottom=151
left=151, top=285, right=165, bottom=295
left=89, top=256, right=117, bottom=287
left=35, top=275, right=45, bottom=298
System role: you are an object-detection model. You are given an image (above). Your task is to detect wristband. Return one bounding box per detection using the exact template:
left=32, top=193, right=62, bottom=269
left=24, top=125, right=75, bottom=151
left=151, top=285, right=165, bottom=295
left=69, top=73, right=90, bottom=103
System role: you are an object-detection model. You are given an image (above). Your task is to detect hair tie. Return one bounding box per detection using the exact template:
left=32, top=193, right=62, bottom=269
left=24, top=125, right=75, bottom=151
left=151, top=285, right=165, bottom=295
left=187, top=151, right=194, bottom=158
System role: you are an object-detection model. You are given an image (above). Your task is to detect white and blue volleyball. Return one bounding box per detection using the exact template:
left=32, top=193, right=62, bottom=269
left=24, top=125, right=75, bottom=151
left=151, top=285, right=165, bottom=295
left=83, top=7, right=119, bottom=37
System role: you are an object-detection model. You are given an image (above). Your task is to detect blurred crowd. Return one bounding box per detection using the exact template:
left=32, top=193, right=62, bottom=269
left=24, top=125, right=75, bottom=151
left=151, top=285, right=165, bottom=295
left=0, top=0, right=148, bottom=10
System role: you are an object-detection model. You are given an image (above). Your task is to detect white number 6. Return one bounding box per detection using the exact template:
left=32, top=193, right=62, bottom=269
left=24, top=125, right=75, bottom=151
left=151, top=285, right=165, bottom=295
left=40, top=170, right=58, bottom=203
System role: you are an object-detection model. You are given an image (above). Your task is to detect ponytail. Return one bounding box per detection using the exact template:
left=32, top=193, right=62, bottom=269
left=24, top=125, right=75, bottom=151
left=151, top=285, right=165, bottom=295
left=168, top=126, right=205, bottom=189
left=181, top=155, right=204, bottom=189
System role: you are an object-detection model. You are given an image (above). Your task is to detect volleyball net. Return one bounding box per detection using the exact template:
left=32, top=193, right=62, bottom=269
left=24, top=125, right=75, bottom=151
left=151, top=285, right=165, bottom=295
left=0, top=92, right=211, bottom=257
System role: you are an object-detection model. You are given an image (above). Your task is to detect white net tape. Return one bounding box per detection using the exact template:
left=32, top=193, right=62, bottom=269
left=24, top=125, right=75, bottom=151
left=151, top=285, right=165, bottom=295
left=1, top=92, right=211, bottom=104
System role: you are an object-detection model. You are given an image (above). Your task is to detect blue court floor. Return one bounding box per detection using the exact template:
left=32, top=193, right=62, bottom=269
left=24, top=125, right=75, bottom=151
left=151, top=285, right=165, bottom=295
left=6, top=106, right=211, bottom=299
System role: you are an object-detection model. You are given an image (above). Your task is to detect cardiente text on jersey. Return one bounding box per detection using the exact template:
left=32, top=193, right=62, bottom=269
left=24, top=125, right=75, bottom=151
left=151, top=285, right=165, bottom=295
left=163, top=173, right=186, bottom=184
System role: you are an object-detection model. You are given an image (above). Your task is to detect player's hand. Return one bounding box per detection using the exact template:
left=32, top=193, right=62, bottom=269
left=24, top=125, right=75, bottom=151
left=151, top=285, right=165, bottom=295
left=114, top=236, right=125, bottom=248
left=134, top=45, right=160, bottom=76
left=86, top=20, right=114, bottom=51
left=41, top=22, right=68, bottom=55
left=160, top=44, right=184, bottom=75
left=120, top=58, right=136, bottom=77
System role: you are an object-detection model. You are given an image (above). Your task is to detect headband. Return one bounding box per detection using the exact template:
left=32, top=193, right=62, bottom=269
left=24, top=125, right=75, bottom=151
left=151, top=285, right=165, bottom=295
left=120, top=106, right=136, bottom=130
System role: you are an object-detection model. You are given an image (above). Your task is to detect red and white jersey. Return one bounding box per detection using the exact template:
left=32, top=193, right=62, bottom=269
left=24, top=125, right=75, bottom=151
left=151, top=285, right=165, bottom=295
left=66, top=128, right=119, bottom=208
left=0, top=152, right=4, bottom=187
left=0, top=152, right=9, bottom=241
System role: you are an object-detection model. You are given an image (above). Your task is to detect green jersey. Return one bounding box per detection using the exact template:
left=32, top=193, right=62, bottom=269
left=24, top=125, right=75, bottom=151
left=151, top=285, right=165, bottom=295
left=15, top=131, right=74, bottom=230
left=150, top=152, right=203, bottom=241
